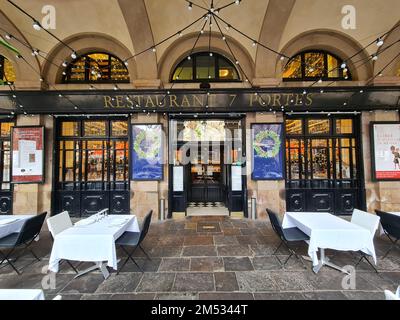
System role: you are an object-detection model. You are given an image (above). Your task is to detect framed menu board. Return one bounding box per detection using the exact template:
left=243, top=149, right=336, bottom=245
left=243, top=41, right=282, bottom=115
left=11, top=126, right=45, bottom=184
left=370, top=122, right=400, bottom=181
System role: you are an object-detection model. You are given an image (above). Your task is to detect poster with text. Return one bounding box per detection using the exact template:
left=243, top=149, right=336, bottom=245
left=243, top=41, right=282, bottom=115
left=11, top=126, right=44, bottom=184
left=251, top=123, right=284, bottom=180
left=372, top=122, right=400, bottom=180
left=131, top=124, right=163, bottom=180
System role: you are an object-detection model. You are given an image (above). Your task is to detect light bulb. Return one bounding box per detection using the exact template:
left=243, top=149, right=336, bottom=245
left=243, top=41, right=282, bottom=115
left=32, top=21, right=41, bottom=31
left=71, top=52, right=77, bottom=59
left=376, top=38, right=384, bottom=47
left=341, top=62, right=346, bottom=69
left=372, top=54, right=378, bottom=61
left=188, top=2, right=193, bottom=10
left=62, top=61, right=67, bottom=67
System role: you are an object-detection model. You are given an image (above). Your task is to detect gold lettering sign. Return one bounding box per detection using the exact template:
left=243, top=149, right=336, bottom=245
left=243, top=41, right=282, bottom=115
left=103, top=93, right=314, bottom=109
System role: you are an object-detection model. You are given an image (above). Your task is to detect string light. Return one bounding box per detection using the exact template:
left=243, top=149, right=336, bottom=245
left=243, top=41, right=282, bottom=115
left=32, top=20, right=41, bottom=31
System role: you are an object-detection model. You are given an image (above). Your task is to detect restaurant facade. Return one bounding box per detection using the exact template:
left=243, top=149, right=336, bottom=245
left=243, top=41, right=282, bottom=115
left=0, top=0, right=400, bottom=222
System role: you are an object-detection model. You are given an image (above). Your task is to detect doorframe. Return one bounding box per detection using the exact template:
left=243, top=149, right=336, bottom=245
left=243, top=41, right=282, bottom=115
left=51, top=115, right=131, bottom=217
left=283, top=114, right=366, bottom=214
left=167, top=113, right=247, bottom=218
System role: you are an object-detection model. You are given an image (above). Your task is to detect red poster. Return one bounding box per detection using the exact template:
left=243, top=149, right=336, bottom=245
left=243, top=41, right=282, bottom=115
left=11, top=126, right=44, bottom=184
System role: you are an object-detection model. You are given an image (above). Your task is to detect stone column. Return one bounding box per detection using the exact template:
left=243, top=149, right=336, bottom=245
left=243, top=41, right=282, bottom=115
left=130, top=113, right=168, bottom=220
left=246, top=112, right=286, bottom=219
left=13, top=115, right=53, bottom=216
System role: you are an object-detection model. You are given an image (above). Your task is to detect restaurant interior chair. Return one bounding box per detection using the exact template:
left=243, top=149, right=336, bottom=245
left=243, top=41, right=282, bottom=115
left=115, top=210, right=153, bottom=274
left=0, top=212, right=47, bottom=275
left=375, top=210, right=400, bottom=259
left=350, top=209, right=381, bottom=273
left=384, top=286, right=400, bottom=300
left=266, top=209, right=310, bottom=269
left=46, top=211, right=79, bottom=273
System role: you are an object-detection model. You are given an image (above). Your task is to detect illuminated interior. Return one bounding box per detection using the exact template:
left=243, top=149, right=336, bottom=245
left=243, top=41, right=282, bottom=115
left=0, top=56, right=16, bottom=84
left=172, top=52, right=240, bottom=82
left=283, top=51, right=350, bottom=81
left=63, top=52, right=130, bottom=83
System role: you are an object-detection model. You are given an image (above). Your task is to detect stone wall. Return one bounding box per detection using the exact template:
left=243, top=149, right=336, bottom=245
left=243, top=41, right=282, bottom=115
left=13, top=115, right=54, bottom=216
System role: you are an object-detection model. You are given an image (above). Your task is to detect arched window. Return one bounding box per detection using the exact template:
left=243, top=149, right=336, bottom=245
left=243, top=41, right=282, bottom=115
left=63, top=52, right=130, bottom=83
left=283, top=51, right=351, bottom=81
left=171, top=52, right=240, bottom=82
left=0, top=56, right=16, bottom=84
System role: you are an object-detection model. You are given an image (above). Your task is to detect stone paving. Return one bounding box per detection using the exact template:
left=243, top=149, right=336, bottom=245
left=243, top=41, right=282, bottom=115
left=0, top=216, right=399, bottom=300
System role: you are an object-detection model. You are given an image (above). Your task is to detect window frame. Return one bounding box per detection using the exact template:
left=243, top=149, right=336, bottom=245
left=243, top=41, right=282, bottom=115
left=62, top=52, right=130, bottom=84
left=171, top=52, right=241, bottom=83
left=283, top=50, right=352, bottom=82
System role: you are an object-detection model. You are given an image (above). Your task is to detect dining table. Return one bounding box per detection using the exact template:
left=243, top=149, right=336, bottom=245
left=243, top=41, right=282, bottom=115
left=48, top=214, right=140, bottom=279
left=282, top=212, right=377, bottom=274
left=0, top=289, right=45, bottom=300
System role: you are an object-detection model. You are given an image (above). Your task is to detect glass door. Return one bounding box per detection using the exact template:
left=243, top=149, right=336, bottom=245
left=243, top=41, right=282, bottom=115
left=55, top=119, right=129, bottom=217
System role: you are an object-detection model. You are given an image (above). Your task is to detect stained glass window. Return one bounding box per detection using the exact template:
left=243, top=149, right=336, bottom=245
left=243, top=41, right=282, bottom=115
left=283, top=51, right=350, bottom=81
left=63, top=52, right=130, bottom=83
left=0, top=56, right=16, bottom=84
left=172, top=52, right=240, bottom=82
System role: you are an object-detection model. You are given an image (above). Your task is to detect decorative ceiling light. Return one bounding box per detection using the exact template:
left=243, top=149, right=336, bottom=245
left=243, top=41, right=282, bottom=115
left=209, top=52, right=213, bottom=57
left=378, top=72, right=383, bottom=77
left=62, top=61, right=68, bottom=67
left=376, top=38, right=384, bottom=47
left=12, top=94, right=16, bottom=98
left=124, top=60, right=129, bottom=66
left=113, top=85, right=119, bottom=90
left=235, top=0, right=241, bottom=5
left=225, top=24, right=231, bottom=31
left=320, top=89, right=324, bottom=93
left=303, top=90, right=307, bottom=95
left=341, top=62, right=347, bottom=69
left=188, top=2, right=193, bottom=10
left=222, top=36, right=226, bottom=41
left=178, top=31, right=183, bottom=37
left=372, top=54, right=378, bottom=61
left=318, top=79, right=323, bottom=84
left=187, top=56, right=191, bottom=60
left=58, top=94, right=62, bottom=98
left=252, top=41, right=257, bottom=47
left=5, top=34, right=12, bottom=40
left=359, top=89, right=364, bottom=93
left=62, top=71, right=67, bottom=76
left=32, top=20, right=41, bottom=31
left=31, top=49, right=39, bottom=56
left=280, top=56, right=285, bottom=61
left=71, top=51, right=77, bottom=59
left=152, top=47, right=156, bottom=52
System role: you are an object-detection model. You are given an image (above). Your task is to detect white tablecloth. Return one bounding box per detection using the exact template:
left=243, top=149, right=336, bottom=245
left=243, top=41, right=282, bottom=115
left=282, top=212, right=377, bottom=266
left=0, top=289, right=44, bottom=300
left=0, top=215, right=34, bottom=239
left=48, top=215, right=140, bottom=272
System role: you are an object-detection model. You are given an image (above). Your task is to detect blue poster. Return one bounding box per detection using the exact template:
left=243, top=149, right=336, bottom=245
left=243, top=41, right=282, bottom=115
left=252, top=124, right=284, bottom=180
left=131, top=124, right=163, bottom=180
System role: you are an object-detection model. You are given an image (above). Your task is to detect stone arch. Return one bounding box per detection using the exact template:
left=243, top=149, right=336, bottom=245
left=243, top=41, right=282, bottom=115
left=158, top=31, right=254, bottom=85
left=278, top=29, right=373, bottom=81
left=117, top=0, right=158, bottom=80
left=255, top=0, right=296, bottom=78
left=42, top=32, right=137, bottom=84
left=375, top=21, right=400, bottom=77
left=0, top=10, right=42, bottom=89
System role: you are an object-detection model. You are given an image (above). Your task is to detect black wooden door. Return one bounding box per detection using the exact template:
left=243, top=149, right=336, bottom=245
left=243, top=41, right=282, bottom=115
left=54, top=119, right=130, bottom=217
left=285, top=116, right=365, bottom=215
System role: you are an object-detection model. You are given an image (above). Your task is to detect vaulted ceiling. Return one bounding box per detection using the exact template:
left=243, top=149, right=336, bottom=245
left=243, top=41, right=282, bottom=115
left=1, top=0, right=399, bottom=84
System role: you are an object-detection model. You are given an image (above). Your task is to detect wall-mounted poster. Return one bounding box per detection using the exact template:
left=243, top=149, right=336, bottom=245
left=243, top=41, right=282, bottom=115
left=251, top=123, right=284, bottom=180
left=371, top=122, right=400, bottom=181
left=11, top=126, right=45, bottom=184
left=131, top=124, right=163, bottom=180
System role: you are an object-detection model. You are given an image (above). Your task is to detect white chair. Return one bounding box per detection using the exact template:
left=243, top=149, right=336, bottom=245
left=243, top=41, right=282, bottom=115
left=384, top=287, right=400, bottom=300
left=47, top=211, right=78, bottom=273
left=351, top=209, right=381, bottom=272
